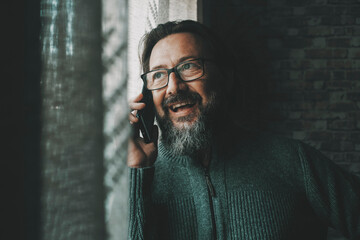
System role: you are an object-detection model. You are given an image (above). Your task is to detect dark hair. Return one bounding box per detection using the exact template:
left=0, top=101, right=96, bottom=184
left=139, top=20, right=234, bottom=75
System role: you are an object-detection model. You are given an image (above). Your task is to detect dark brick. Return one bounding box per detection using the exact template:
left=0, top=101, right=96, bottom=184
left=328, top=120, right=356, bottom=130
left=321, top=141, right=354, bottom=152
left=305, top=16, right=322, bottom=26
left=286, top=101, right=314, bottom=110
left=320, top=140, right=341, bottom=151
left=303, top=111, right=347, bottom=120
left=283, top=38, right=313, bottom=48
left=314, top=101, right=329, bottom=110
left=285, top=17, right=307, bottom=27
left=306, top=120, right=327, bottom=130
left=343, top=142, right=355, bottom=151
left=308, top=131, right=333, bottom=141
left=326, top=81, right=355, bottom=89
left=329, top=0, right=359, bottom=4
left=303, top=91, right=329, bottom=101
left=347, top=71, right=360, bottom=80
left=333, top=49, right=348, bottom=58
left=332, top=27, right=346, bottom=36
left=349, top=162, right=360, bottom=176
left=289, top=70, right=303, bottom=80
left=313, top=81, right=325, bottom=90
left=332, top=71, right=345, bottom=80
left=291, top=91, right=305, bottom=100
left=329, top=91, right=346, bottom=102
left=293, top=131, right=306, bottom=140
left=349, top=7, right=360, bottom=15
left=351, top=132, right=360, bottom=141
left=333, top=6, right=348, bottom=15
left=345, top=27, right=354, bottom=35
left=306, top=6, right=334, bottom=15
left=283, top=120, right=305, bottom=130
left=305, top=26, right=332, bottom=36
left=285, top=0, right=314, bottom=6
left=280, top=60, right=312, bottom=69
left=333, top=132, right=351, bottom=141
left=347, top=91, right=360, bottom=101
left=329, top=102, right=357, bottom=111
left=269, top=6, right=293, bottom=16
left=322, top=16, right=355, bottom=25
left=326, top=38, right=351, bottom=48
left=326, top=152, right=346, bottom=162
left=303, top=140, right=321, bottom=149
left=288, top=111, right=302, bottom=119
left=351, top=38, right=360, bottom=47
left=349, top=49, right=360, bottom=59
left=353, top=27, right=360, bottom=36
left=305, top=49, right=332, bottom=58
left=347, top=112, right=360, bottom=120
left=310, top=60, right=327, bottom=68
left=355, top=144, right=360, bottom=151
left=293, top=7, right=305, bottom=15
left=327, top=60, right=352, bottom=69
left=354, top=60, right=360, bottom=68
left=305, top=70, right=330, bottom=81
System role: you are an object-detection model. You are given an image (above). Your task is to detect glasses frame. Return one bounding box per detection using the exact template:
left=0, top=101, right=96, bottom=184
left=141, top=58, right=207, bottom=91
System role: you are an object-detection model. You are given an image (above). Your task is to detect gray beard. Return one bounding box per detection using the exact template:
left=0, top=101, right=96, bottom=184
left=156, top=92, right=217, bottom=157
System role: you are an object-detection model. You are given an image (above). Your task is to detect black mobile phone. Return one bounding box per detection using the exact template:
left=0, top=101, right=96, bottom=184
left=136, top=85, right=155, bottom=143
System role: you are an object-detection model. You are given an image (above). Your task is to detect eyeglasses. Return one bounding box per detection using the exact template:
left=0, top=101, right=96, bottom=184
left=141, top=58, right=206, bottom=90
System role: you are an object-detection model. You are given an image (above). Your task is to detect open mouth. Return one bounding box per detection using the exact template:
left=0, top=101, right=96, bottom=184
left=168, top=101, right=196, bottom=112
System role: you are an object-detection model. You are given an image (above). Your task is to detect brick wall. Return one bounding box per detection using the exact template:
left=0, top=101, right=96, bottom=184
left=205, top=0, right=360, bottom=175
left=264, top=1, right=360, bottom=178
left=204, top=1, right=359, bottom=239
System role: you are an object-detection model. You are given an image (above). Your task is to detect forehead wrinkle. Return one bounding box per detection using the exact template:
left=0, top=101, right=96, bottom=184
left=149, top=33, right=205, bottom=71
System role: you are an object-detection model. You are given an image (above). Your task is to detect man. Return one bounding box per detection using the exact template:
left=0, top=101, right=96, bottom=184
left=128, top=20, right=360, bottom=239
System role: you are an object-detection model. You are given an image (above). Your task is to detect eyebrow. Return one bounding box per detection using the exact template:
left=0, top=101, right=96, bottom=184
left=150, top=56, right=200, bottom=71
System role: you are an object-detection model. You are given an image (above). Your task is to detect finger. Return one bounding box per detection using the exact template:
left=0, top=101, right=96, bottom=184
left=129, top=102, right=146, bottom=111
left=129, top=112, right=139, bottom=123
left=129, top=93, right=143, bottom=103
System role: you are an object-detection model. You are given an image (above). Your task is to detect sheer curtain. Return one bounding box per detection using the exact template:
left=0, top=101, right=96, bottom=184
left=39, top=0, right=104, bottom=239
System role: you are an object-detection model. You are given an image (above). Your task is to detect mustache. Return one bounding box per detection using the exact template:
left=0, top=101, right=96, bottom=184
left=162, top=91, right=202, bottom=110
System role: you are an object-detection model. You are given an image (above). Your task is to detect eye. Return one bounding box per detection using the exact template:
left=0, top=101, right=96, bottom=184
left=180, top=62, right=198, bottom=71
left=182, top=63, right=192, bottom=70
left=153, top=71, right=165, bottom=80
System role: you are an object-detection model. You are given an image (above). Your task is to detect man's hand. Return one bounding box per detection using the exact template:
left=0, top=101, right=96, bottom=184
left=128, top=93, right=158, bottom=168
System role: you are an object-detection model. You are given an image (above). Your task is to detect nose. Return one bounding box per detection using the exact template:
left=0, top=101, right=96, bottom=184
left=165, top=71, right=188, bottom=96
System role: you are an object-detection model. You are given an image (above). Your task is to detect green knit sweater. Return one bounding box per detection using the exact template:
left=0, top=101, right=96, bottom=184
left=129, top=131, right=360, bottom=239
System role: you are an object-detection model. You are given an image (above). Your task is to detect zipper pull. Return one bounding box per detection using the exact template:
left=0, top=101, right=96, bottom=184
left=204, top=168, right=216, bottom=197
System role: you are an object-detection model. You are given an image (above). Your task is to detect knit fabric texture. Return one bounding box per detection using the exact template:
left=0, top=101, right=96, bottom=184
left=128, top=131, right=360, bottom=240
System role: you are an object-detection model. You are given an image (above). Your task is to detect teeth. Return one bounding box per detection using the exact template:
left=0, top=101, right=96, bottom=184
left=173, top=103, right=187, bottom=109
left=170, top=102, right=193, bottom=111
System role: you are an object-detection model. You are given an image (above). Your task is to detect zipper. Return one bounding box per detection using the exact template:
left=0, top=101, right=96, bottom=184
left=204, top=167, right=217, bottom=239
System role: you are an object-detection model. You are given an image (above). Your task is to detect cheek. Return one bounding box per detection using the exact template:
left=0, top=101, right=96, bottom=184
left=189, top=81, right=210, bottom=103
left=152, top=90, right=165, bottom=116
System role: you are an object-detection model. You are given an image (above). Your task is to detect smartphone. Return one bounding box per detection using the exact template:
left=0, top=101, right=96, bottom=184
left=136, top=85, right=155, bottom=143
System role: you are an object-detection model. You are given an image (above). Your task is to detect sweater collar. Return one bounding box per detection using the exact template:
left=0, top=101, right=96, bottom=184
left=157, top=139, right=220, bottom=169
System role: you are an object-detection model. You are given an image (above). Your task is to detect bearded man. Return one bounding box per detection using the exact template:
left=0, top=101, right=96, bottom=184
left=128, top=20, right=360, bottom=240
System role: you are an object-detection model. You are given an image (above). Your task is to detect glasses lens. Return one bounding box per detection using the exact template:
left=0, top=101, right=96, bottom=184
left=177, top=59, right=203, bottom=81
left=146, top=70, right=168, bottom=90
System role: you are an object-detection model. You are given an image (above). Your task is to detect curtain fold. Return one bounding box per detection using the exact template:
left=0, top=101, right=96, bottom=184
left=40, top=0, right=104, bottom=239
